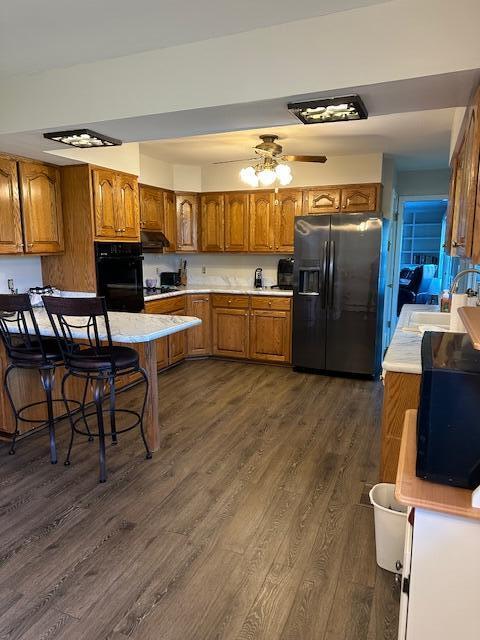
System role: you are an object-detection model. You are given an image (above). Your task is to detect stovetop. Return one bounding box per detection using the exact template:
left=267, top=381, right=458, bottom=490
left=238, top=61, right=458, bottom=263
left=144, top=286, right=180, bottom=295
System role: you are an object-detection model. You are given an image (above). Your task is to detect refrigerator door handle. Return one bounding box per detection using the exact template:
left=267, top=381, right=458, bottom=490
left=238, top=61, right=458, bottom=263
left=321, top=240, right=329, bottom=308
left=328, top=240, right=335, bottom=308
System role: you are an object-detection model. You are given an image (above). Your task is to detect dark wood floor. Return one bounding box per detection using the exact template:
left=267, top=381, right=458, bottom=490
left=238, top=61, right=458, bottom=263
left=0, top=360, right=399, bottom=640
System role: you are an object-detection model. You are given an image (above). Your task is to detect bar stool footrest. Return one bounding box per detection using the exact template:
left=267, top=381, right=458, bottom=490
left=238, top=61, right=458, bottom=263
left=71, top=408, right=142, bottom=438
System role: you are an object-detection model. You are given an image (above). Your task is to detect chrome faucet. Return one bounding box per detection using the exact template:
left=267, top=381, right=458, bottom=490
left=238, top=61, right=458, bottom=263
left=450, top=268, right=480, bottom=294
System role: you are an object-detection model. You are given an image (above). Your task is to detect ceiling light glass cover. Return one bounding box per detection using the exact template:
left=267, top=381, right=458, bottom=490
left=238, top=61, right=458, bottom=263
left=240, top=160, right=293, bottom=188
left=43, top=129, right=122, bottom=148
left=288, top=95, right=367, bottom=125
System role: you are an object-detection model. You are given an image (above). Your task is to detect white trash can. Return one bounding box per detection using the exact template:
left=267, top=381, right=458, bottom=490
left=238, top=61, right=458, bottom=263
left=369, top=483, right=407, bottom=573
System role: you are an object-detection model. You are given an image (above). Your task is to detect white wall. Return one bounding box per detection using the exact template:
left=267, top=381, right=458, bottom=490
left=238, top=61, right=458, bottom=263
left=381, top=156, right=397, bottom=219
left=2, top=0, right=479, bottom=135
left=139, top=153, right=174, bottom=188
left=396, top=169, right=450, bottom=197
left=143, top=252, right=287, bottom=288
left=0, top=256, right=43, bottom=293
left=173, top=165, right=202, bottom=192
left=46, top=142, right=141, bottom=174
left=201, top=153, right=383, bottom=192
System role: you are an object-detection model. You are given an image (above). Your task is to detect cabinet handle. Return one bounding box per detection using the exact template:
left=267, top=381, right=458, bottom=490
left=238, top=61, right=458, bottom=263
left=27, top=243, right=33, bottom=248
left=452, top=240, right=465, bottom=248
left=17, top=243, right=24, bottom=249
left=228, top=299, right=232, bottom=303
left=269, top=245, right=273, bottom=249
left=268, top=301, right=272, bottom=306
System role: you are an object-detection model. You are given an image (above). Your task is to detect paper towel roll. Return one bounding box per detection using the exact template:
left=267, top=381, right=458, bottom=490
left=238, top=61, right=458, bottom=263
left=450, top=293, right=468, bottom=332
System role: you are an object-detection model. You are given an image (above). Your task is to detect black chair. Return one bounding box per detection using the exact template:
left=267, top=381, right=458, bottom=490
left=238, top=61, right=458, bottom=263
left=42, top=295, right=151, bottom=483
left=397, top=264, right=436, bottom=315
left=0, top=293, right=65, bottom=462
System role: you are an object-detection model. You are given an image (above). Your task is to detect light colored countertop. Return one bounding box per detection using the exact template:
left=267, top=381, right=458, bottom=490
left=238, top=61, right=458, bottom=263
left=382, top=304, right=437, bottom=375
left=396, top=410, right=480, bottom=520
left=144, top=284, right=293, bottom=302
left=27, top=308, right=201, bottom=344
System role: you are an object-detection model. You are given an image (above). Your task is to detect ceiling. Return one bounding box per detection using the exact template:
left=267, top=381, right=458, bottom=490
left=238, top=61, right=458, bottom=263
left=0, top=0, right=390, bottom=77
left=140, top=108, right=456, bottom=171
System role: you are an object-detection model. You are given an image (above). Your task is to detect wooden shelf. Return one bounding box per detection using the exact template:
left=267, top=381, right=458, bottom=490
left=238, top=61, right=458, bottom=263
left=395, top=410, right=480, bottom=520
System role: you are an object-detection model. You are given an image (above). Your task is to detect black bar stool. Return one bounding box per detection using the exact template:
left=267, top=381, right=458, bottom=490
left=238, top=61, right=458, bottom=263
left=0, top=293, right=67, bottom=462
left=42, top=295, right=152, bottom=483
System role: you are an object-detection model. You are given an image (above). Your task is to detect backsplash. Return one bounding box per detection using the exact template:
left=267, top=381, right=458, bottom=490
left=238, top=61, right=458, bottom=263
left=143, top=253, right=289, bottom=288
left=0, top=256, right=43, bottom=293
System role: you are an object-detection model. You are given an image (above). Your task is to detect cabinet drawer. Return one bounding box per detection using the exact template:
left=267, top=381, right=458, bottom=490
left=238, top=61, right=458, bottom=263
left=144, top=295, right=185, bottom=315
left=251, top=296, right=291, bottom=311
left=211, top=294, right=249, bottom=309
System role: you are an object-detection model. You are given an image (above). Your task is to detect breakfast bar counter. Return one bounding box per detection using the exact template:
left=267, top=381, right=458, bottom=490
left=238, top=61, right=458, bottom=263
left=0, top=309, right=201, bottom=452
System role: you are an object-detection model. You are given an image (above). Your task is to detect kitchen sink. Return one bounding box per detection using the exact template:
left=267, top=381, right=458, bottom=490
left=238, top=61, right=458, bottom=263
left=405, top=311, right=452, bottom=332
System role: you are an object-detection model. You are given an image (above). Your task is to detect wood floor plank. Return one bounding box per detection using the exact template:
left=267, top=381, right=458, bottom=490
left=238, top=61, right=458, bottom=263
left=0, top=360, right=397, bottom=640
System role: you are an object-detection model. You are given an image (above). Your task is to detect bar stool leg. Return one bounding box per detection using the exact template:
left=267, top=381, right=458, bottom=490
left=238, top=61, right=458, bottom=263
left=4, top=365, right=19, bottom=456
left=93, top=378, right=107, bottom=483
left=40, top=368, right=57, bottom=464
left=109, top=377, right=118, bottom=445
left=138, top=368, right=152, bottom=460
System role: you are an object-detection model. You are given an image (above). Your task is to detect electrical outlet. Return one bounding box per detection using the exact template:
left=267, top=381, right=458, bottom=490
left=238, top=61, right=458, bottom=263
left=202, top=265, right=206, bottom=274
left=156, top=267, right=161, bottom=276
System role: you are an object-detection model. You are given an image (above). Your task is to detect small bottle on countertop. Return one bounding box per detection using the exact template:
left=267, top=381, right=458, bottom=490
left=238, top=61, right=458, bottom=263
left=466, top=288, right=479, bottom=307
left=440, top=289, right=450, bottom=313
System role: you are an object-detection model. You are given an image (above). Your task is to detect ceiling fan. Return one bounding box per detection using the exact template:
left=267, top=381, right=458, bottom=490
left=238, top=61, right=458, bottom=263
left=214, top=134, right=327, bottom=187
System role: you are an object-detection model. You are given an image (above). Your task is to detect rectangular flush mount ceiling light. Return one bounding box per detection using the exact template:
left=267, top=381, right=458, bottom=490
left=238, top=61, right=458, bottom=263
left=43, top=129, right=122, bottom=148
left=288, top=95, right=368, bottom=124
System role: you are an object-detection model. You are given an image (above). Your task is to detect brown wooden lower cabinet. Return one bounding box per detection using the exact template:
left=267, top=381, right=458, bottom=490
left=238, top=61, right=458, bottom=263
left=155, top=337, right=168, bottom=370
left=169, top=319, right=187, bottom=365
left=212, top=307, right=250, bottom=359
left=380, top=370, right=421, bottom=482
left=187, top=294, right=211, bottom=356
left=249, top=309, right=291, bottom=363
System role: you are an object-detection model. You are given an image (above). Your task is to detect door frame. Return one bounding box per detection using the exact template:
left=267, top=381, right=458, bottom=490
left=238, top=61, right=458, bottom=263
left=388, top=194, right=448, bottom=338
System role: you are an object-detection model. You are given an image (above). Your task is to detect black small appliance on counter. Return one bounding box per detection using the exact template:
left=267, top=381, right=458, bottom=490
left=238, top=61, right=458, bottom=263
left=95, top=242, right=144, bottom=312
left=254, top=268, right=263, bottom=289
left=272, top=257, right=294, bottom=290
left=160, top=271, right=181, bottom=287
left=417, top=331, right=480, bottom=489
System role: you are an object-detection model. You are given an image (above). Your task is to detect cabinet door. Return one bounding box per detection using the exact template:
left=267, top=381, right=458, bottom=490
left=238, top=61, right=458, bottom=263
left=249, top=192, right=275, bottom=252
left=168, top=311, right=188, bottom=365
left=116, top=173, right=139, bottom=239
left=0, top=158, right=23, bottom=254
left=176, top=193, right=198, bottom=251
left=249, top=309, right=291, bottom=363
left=201, top=193, right=224, bottom=252
left=225, top=193, right=249, bottom=251
left=304, top=188, right=340, bottom=214
left=156, top=337, right=169, bottom=370
left=460, top=102, right=480, bottom=261
left=274, top=190, right=303, bottom=252
left=212, top=307, right=249, bottom=359
left=18, top=161, right=64, bottom=254
left=163, top=190, right=177, bottom=252
left=92, top=168, right=118, bottom=239
left=340, top=184, right=378, bottom=212
left=187, top=294, right=211, bottom=356
left=140, top=185, right=164, bottom=231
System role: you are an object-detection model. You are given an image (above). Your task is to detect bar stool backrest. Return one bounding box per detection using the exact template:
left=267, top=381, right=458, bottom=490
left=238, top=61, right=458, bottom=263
left=0, top=293, right=47, bottom=363
left=42, top=296, right=115, bottom=369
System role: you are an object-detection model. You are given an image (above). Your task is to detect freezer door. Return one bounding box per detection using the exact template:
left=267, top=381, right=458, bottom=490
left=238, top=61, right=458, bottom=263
left=326, top=213, right=381, bottom=375
left=292, top=216, right=331, bottom=370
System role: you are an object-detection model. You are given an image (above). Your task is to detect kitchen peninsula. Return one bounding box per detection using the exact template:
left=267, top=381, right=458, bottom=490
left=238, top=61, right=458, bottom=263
left=0, top=308, right=201, bottom=451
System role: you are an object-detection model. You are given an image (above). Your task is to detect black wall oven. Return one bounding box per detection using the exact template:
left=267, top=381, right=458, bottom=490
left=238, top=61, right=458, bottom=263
left=95, top=242, right=144, bottom=312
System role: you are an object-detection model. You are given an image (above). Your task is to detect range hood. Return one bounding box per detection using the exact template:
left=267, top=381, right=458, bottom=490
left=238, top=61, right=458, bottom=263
left=141, top=230, right=170, bottom=252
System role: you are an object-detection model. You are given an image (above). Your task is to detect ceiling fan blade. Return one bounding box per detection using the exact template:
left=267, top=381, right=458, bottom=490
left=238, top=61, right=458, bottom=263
left=212, top=157, right=256, bottom=165
left=282, top=155, right=327, bottom=163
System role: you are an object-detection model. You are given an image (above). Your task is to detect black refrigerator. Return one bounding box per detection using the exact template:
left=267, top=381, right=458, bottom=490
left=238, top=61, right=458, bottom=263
left=292, top=213, right=383, bottom=377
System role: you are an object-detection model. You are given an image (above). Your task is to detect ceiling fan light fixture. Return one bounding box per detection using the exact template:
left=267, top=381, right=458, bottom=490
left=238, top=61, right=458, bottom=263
left=240, top=166, right=259, bottom=187
left=288, top=95, right=367, bottom=125
left=257, top=167, right=277, bottom=187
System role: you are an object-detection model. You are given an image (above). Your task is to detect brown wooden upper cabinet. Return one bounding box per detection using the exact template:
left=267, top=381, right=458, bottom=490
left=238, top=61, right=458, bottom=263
left=6, top=160, right=64, bottom=255
left=225, top=192, right=249, bottom=252
left=92, top=168, right=140, bottom=241
left=0, top=157, right=23, bottom=254
left=304, top=184, right=379, bottom=215
left=249, top=192, right=275, bottom=252
left=341, top=184, right=378, bottom=212
left=447, top=90, right=480, bottom=260
left=274, top=190, right=302, bottom=252
left=200, top=193, right=224, bottom=252
left=139, top=184, right=164, bottom=231
left=176, top=192, right=198, bottom=251
left=304, top=187, right=341, bottom=214
left=163, top=189, right=177, bottom=252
